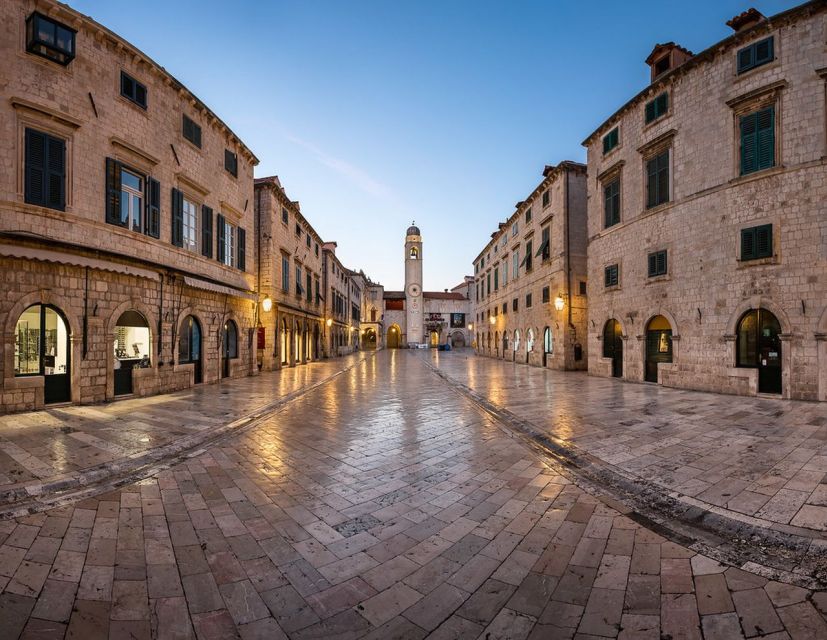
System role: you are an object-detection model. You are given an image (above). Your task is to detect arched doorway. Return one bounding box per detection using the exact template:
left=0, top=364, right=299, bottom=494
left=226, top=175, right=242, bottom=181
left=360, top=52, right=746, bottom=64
left=387, top=324, right=401, bottom=348
left=222, top=320, right=238, bottom=379
left=737, top=309, right=782, bottom=394
left=526, top=328, right=535, bottom=364
left=280, top=318, right=289, bottom=365
left=364, top=328, right=377, bottom=349
left=179, top=315, right=202, bottom=384
left=543, top=327, right=552, bottom=367
left=645, top=315, right=672, bottom=383
left=314, top=324, right=321, bottom=356
left=494, top=331, right=499, bottom=355
left=502, top=332, right=508, bottom=356
left=14, top=304, right=71, bottom=404
left=430, top=331, right=439, bottom=348
left=513, top=330, right=520, bottom=362
left=451, top=331, right=465, bottom=348
left=603, top=319, right=623, bottom=378
left=114, top=310, right=150, bottom=395
left=303, top=323, right=310, bottom=362
left=294, top=321, right=301, bottom=363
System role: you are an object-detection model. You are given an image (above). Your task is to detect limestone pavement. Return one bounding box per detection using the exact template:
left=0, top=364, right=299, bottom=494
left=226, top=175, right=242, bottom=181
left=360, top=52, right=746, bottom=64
left=0, top=350, right=825, bottom=639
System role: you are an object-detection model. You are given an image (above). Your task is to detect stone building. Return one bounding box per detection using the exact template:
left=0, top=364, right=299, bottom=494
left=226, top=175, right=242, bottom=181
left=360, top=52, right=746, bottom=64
left=0, top=0, right=259, bottom=412
left=472, top=163, right=588, bottom=369
left=323, top=242, right=362, bottom=356
left=254, top=176, right=325, bottom=370
left=361, top=277, right=385, bottom=349
left=584, top=1, right=827, bottom=399
left=381, top=225, right=472, bottom=348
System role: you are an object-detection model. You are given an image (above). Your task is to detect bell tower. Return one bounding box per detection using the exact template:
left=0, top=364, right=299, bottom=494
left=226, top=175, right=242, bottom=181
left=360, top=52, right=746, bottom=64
left=404, top=222, right=423, bottom=345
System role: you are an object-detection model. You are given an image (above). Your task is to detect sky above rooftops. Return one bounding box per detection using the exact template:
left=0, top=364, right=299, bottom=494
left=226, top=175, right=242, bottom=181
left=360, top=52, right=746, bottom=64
left=71, top=0, right=794, bottom=290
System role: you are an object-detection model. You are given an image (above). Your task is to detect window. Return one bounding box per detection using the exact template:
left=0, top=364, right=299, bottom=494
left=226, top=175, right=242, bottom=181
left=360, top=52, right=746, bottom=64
left=494, top=269, right=499, bottom=291
left=512, top=222, right=519, bottom=237
left=605, top=264, right=619, bottom=288
left=486, top=273, right=491, bottom=296
left=182, top=197, right=198, bottom=252
left=119, top=169, right=143, bottom=233
left=526, top=293, right=532, bottom=308
left=524, top=240, right=533, bottom=272
left=512, top=252, right=519, bottom=279
left=296, top=223, right=302, bottom=237
left=603, top=127, right=619, bottom=154
left=306, top=234, right=311, bottom=248
left=306, top=271, right=312, bottom=302
left=654, top=55, right=670, bottom=77
left=525, top=207, right=532, bottom=223
left=737, top=36, right=774, bottom=74
left=542, top=287, right=550, bottom=303
left=315, top=243, right=319, bottom=257
left=741, top=224, right=773, bottom=261
left=217, top=216, right=235, bottom=267
left=296, top=265, right=303, bottom=296
left=224, top=150, right=238, bottom=177
left=25, top=128, right=65, bottom=211
left=512, top=298, right=518, bottom=312
left=538, top=227, right=550, bottom=261
left=579, top=281, right=587, bottom=296
left=315, top=279, right=320, bottom=304
left=647, top=250, right=668, bottom=277
left=282, top=207, right=289, bottom=225
left=645, top=92, right=668, bottom=123
left=604, top=178, right=620, bottom=228
left=106, top=159, right=160, bottom=238
left=740, top=106, right=775, bottom=175
left=120, top=72, right=147, bottom=109
left=502, top=259, right=508, bottom=286
left=646, top=149, right=670, bottom=208
left=282, top=255, right=290, bottom=291
left=542, top=190, right=550, bottom=208
left=26, top=12, right=75, bottom=65
left=182, top=115, right=201, bottom=148
left=502, top=302, right=507, bottom=315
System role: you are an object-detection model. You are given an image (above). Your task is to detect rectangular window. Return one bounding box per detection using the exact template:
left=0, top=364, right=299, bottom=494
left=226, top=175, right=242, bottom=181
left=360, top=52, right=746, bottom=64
left=740, top=106, right=775, bottom=175
left=106, top=159, right=159, bottom=238
left=306, top=272, right=312, bottom=302
left=605, top=264, right=619, bottom=288
left=502, top=258, right=508, bottom=286
left=602, top=127, right=619, bottom=154
left=524, top=240, right=533, bottom=272
left=542, top=190, right=550, bottom=208
left=646, top=149, right=670, bottom=208
left=512, top=251, right=519, bottom=279
left=306, top=234, right=311, bottom=248
left=224, top=149, right=238, bottom=177
left=525, top=207, right=532, bottom=223
left=182, top=114, right=201, bottom=148
left=25, top=128, right=65, bottom=211
left=741, top=224, right=773, bottom=261
left=218, top=218, right=235, bottom=267
left=502, top=302, right=507, bottom=315
left=295, top=223, right=301, bottom=237
left=538, top=226, right=550, bottom=261
left=512, top=222, right=519, bottom=237
left=512, top=298, right=518, bottom=312
left=315, top=243, right=319, bottom=257
left=120, top=168, right=143, bottom=233
left=542, top=287, right=550, bottom=303
left=281, top=207, right=289, bottom=225
left=120, top=71, right=147, bottom=109
left=486, top=273, right=491, bottom=296
left=315, top=279, right=320, bottom=304
left=737, top=36, right=774, bottom=74
left=644, top=92, right=668, bottom=123
left=182, top=197, right=198, bottom=252
left=604, top=178, right=620, bottom=228
left=26, top=12, right=76, bottom=66
left=282, top=255, right=290, bottom=291
left=647, top=250, right=668, bottom=277
left=296, top=265, right=303, bottom=296
left=526, top=293, right=532, bottom=308
left=494, top=269, right=499, bottom=291
left=579, top=281, right=587, bottom=295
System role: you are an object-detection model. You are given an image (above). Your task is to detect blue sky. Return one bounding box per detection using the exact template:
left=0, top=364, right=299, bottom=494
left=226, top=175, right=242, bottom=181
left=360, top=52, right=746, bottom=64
left=72, top=0, right=795, bottom=291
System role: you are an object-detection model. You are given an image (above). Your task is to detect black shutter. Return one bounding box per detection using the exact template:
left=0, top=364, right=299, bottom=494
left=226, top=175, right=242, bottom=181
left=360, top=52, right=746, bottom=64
left=46, top=135, right=65, bottom=210
left=646, top=157, right=658, bottom=208
left=237, top=227, right=246, bottom=271
left=756, top=225, right=772, bottom=258
left=738, top=46, right=754, bottom=73
left=216, top=214, right=226, bottom=263
left=25, top=128, right=46, bottom=206
left=201, top=205, right=213, bottom=258
left=105, top=157, right=124, bottom=226
left=171, top=188, right=184, bottom=247
left=657, top=251, right=667, bottom=275
left=648, top=253, right=657, bottom=277
left=145, top=177, right=160, bottom=237
left=741, top=228, right=756, bottom=260
left=645, top=100, right=656, bottom=123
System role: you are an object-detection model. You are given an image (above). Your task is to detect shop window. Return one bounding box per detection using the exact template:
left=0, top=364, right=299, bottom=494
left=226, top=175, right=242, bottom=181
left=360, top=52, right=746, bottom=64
left=26, top=12, right=75, bottom=65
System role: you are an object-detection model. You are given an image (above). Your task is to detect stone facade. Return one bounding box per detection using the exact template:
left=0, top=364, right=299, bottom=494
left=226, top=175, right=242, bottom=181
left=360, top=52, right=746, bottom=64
left=254, top=176, right=325, bottom=370
left=584, top=1, right=827, bottom=400
left=0, top=0, right=259, bottom=413
left=323, top=243, right=362, bottom=357
left=472, top=162, right=589, bottom=370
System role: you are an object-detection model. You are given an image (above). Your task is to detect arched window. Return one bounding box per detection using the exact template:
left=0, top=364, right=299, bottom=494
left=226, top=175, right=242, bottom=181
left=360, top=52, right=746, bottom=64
left=15, top=304, right=72, bottom=404
left=223, top=320, right=238, bottom=359
left=526, top=328, right=535, bottom=352
left=410, top=247, right=419, bottom=260
left=513, top=329, right=520, bottom=351
left=543, top=327, right=552, bottom=354
left=178, top=316, right=201, bottom=364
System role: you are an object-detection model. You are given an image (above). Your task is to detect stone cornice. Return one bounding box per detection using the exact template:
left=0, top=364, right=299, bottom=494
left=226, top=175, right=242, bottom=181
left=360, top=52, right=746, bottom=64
left=110, top=136, right=159, bottom=166
left=10, top=97, right=82, bottom=129
left=637, top=129, right=677, bottom=156
left=725, top=80, right=788, bottom=109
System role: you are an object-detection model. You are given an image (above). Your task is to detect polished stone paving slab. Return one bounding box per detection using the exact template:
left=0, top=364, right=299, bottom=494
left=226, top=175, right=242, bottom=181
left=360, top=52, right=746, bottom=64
left=0, top=350, right=824, bottom=639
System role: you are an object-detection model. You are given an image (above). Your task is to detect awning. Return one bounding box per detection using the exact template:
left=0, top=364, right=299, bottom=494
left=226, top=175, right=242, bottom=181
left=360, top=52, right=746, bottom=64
left=0, top=244, right=159, bottom=280
left=183, top=276, right=257, bottom=301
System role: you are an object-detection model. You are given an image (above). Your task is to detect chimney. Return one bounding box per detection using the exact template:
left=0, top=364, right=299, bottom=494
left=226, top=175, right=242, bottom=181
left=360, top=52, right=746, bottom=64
left=645, top=42, right=694, bottom=82
left=726, top=8, right=766, bottom=32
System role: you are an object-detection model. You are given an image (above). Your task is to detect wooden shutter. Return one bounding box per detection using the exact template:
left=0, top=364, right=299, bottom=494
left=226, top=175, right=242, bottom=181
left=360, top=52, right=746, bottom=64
left=145, top=177, right=160, bottom=238
left=737, top=46, right=754, bottom=73
left=171, top=188, right=184, bottom=247
left=755, top=37, right=773, bottom=66
left=646, top=157, right=658, bottom=207
left=656, top=93, right=668, bottom=117
left=201, top=205, right=213, bottom=258
left=216, top=214, right=226, bottom=263
left=741, top=227, right=756, bottom=260
left=25, top=129, right=46, bottom=206
left=46, top=135, right=65, bottom=210
left=756, top=224, right=772, bottom=258
left=657, top=251, right=667, bottom=275
left=756, top=107, right=775, bottom=171
left=648, top=253, right=657, bottom=277
left=657, top=152, right=669, bottom=205
left=645, top=100, right=656, bottom=123
left=237, top=227, right=246, bottom=271
left=105, top=157, right=124, bottom=225
left=740, top=112, right=758, bottom=175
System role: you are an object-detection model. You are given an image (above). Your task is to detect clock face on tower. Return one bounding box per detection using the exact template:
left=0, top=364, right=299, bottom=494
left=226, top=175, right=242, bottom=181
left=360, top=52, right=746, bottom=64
left=407, top=283, right=421, bottom=297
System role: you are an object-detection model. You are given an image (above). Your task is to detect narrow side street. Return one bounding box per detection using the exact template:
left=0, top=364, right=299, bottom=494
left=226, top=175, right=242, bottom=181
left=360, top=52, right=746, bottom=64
left=0, top=350, right=824, bottom=639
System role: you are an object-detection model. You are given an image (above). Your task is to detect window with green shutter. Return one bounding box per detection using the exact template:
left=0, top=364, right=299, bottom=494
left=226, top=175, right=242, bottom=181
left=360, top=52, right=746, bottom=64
left=25, top=128, right=65, bottom=211
left=646, top=150, right=670, bottom=208
left=741, top=224, right=773, bottom=261
left=740, top=106, right=775, bottom=175
left=604, top=178, right=620, bottom=228
left=604, top=264, right=619, bottom=288
left=647, top=250, right=667, bottom=277
left=182, top=114, right=201, bottom=148
left=737, top=36, right=774, bottom=74
left=645, top=92, right=668, bottom=124
left=602, top=127, right=619, bottom=154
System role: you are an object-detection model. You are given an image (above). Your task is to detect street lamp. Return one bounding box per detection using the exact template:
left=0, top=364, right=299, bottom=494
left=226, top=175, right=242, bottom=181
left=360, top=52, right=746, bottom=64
left=467, top=323, right=474, bottom=331
left=326, top=318, right=333, bottom=328
left=261, top=296, right=273, bottom=313
left=489, top=316, right=496, bottom=325
left=554, top=294, right=565, bottom=311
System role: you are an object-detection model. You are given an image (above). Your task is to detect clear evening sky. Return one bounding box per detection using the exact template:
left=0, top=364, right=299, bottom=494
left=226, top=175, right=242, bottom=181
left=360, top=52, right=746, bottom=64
left=71, top=0, right=794, bottom=291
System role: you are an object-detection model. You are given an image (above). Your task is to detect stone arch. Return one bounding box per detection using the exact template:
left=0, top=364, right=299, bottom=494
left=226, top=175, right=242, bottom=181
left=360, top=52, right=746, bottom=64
left=643, top=308, right=680, bottom=338
left=726, top=296, right=792, bottom=336
left=107, top=299, right=157, bottom=400
left=174, top=306, right=206, bottom=366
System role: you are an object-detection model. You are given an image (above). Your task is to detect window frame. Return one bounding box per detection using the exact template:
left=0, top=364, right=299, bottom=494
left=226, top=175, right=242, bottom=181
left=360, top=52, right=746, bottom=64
left=647, top=249, right=668, bottom=278
left=645, top=148, right=671, bottom=209
left=740, top=224, right=773, bottom=261
left=224, top=149, right=238, bottom=177
left=604, top=177, right=621, bottom=228
left=602, top=127, right=619, bottom=155
left=181, top=196, right=199, bottom=253
left=644, top=92, right=668, bottom=124
left=604, top=264, right=619, bottom=288
left=120, top=71, right=147, bottom=109
left=739, top=105, right=775, bottom=176
left=737, top=36, right=775, bottom=75
left=26, top=12, right=76, bottom=66
left=182, top=114, right=202, bottom=149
